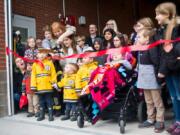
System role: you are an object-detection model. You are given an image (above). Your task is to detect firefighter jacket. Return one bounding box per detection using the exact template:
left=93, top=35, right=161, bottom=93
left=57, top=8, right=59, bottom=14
left=57, top=74, right=78, bottom=102
left=31, top=59, right=57, bottom=93
left=75, top=61, right=97, bottom=94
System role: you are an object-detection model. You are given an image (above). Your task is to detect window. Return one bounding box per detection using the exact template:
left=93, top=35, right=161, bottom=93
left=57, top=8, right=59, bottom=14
left=12, top=14, right=36, bottom=43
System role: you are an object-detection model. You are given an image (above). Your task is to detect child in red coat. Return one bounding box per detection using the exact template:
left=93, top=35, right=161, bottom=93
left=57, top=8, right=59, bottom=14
left=22, top=63, right=39, bottom=117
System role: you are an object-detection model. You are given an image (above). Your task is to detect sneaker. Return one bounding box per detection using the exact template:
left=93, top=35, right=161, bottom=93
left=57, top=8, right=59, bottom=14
left=27, top=113, right=34, bottom=117
left=139, top=120, right=154, bottom=128
left=154, top=122, right=165, bottom=133
left=172, top=125, right=180, bottom=135
left=166, top=122, right=179, bottom=133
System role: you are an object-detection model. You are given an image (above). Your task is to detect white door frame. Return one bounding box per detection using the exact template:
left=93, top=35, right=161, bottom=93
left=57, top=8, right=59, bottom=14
left=4, top=2, right=36, bottom=116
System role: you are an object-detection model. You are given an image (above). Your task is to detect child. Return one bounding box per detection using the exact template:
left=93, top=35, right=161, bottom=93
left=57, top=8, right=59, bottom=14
left=92, top=37, right=106, bottom=66
left=155, top=2, right=180, bottom=134
left=75, top=51, right=98, bottom=95
left=137, top=28, right=165, bottom=133
left=31, top=48, right=57, bottom=121
left=107, top=34, right=136, bottom=68
left=133, top=17, right=155, bottom=45
left=24, top=37, right=38, bottom=60
left=107, top=53, right=132, bottom=71
left=60, top=35, right=78, bottom=68
left=36, top=39, right=42, bottom=48
left=22, top=63, right=39, bottom=117
left=42, top=25, right=53, bottom=49
left=76, top=35, right=93, bottom=53
left=57, top=63, right=79, bottom=121
left=106, top=33, right=126, bottom=63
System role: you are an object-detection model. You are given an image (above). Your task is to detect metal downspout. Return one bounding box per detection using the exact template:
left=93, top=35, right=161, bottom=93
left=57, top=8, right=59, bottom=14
left=4, top=0, right=14, bottom=116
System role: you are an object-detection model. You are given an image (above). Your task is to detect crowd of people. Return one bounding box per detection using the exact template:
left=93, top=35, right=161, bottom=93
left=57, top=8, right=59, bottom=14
left=13, top=2, right=180, bottom=135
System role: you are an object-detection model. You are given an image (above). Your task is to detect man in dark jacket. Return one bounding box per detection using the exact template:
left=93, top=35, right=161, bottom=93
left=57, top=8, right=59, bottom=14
left=85, top=24, right=102, bottom=47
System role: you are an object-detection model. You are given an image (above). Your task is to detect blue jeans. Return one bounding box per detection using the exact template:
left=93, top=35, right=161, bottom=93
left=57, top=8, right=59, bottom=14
left=166, top=74, right=180, bottom=122
left=38, top=93, right=53, bottom=110
left=65, top=102, right=77, bottom=113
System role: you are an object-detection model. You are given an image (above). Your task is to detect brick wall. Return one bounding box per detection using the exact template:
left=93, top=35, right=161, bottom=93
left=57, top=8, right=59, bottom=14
left=12, top=0, right=63, bottom=39
left=65, top=0, right=98, bottom=36
left=12, top=0, right=166, bottom=38
left=0, top=0, right=8, bottom=117
left=0, top=0, right=6, bottom=70
left=12, top=0, right=98, bottom=37
left=99, top=0, right=135, bottom=35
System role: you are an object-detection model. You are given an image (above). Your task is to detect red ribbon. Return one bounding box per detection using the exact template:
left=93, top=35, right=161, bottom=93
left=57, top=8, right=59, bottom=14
left=6, top=47, right=44, bottom=69
left=6, top=38, right=180, bottom=62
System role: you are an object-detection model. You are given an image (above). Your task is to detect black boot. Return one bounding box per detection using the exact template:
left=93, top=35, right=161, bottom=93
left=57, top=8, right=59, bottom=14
left=54, top=110, right=61, bottom=117
left=48, top=108, right=54, bottom=121
left=61, top=110, right=70, bottom=121
left=35, top=112, right=40, bottom=117
left=70, top=112, right=77, bottom=121
left=37, top=108, right=45, bottom=121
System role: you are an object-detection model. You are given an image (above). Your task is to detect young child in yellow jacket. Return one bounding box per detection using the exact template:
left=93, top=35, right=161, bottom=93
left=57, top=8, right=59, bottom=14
left=31, top=48, right=57, bottom=121
left=75, top=51, right=98, bottom=95
left=57, top=63, right=79, bottom=121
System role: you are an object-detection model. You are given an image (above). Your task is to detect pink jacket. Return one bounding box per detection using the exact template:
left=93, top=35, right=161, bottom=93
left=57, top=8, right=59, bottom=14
left=89, top=66, right=125, bottom=111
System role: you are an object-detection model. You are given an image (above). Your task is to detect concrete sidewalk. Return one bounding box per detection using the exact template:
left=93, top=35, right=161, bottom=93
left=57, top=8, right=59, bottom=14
left=0, top=113, right=171, bottom=135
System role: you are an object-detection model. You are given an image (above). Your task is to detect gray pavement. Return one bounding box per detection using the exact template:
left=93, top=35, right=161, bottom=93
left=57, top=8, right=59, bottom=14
left=0, top=113, right=171, bottom=135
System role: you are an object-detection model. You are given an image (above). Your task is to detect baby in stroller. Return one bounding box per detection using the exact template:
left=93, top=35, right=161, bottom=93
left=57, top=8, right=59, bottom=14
left=77, top=51, right=136, bottom=128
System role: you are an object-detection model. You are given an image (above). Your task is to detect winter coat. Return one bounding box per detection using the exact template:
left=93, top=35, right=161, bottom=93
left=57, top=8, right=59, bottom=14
left=162, top=24, right=180, bottom=74
left=22, top=71, right=34, bottom=94
left=31, top=59, right=57, bottom=93
left=153, top=24, right=180, bottom=75
left=89, top=66, right=125, bottom=110
left=24, top=48, right=38, bottom=60
left=163, top=42, right=180, bottom=73
left=42, top=39, right=51, bottom=49
left=58, top=74, right=78, bottom=102
left=85, top=35, right=102, bottom=47
left=75, top=61, right=98, bottom=93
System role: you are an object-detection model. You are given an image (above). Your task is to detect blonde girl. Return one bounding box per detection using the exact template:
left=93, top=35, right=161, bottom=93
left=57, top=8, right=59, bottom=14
left=155, top=2, right=180, bottom=135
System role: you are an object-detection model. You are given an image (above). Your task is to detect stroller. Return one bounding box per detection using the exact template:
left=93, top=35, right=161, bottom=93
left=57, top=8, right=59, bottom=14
left=100, top=68, right=147, bottom=134
left=77, top=65, right=147, bottom=134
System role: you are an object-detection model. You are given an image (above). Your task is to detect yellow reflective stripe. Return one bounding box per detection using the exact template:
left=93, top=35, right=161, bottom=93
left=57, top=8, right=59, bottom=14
left=53, top=105, right=61, bottom=110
